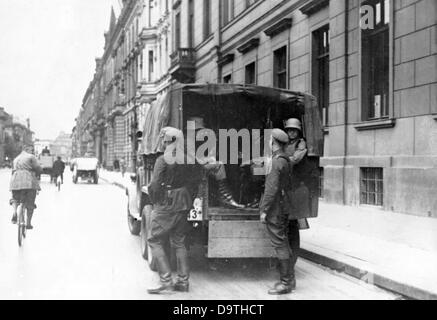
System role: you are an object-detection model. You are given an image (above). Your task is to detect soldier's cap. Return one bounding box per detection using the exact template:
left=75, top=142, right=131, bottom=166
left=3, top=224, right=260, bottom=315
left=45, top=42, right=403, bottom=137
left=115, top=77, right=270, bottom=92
left=284, top=118, right=302, bottom=131
left=160, top=127, right=184, bottom=142
left=271, top=128, right=289, bottom=144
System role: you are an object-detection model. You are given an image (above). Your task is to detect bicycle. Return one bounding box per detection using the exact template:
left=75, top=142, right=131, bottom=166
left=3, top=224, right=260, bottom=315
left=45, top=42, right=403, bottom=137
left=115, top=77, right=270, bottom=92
left=17, top=202, right=27, bottom=247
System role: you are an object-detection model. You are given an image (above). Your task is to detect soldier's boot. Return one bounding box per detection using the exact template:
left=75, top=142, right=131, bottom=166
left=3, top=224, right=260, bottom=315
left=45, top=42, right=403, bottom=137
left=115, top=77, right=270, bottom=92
left=288, top=266, right=297, bottom=291
left=268, top=259, right=294, bottom=295
left=273, top=259, right=296, bottom=290
left=26, top=210, right=34, bottom=230
left=174, top=251, right=190, bottom=292
left=217, top=180, right=245, bottom=209
left=147, top=256, right=174, bottom=294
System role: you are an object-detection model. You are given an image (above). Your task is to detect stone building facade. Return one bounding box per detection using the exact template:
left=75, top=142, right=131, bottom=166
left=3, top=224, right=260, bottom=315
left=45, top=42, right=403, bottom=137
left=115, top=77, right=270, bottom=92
left=166, top=0, right=436, bottom=217
left=0, top=107, right=34, bottom=165
left=75, top=0, right=173, bottom=171
left=76, top=0, right=436, bottom=217
left=50, top=132, right=73, bottom=161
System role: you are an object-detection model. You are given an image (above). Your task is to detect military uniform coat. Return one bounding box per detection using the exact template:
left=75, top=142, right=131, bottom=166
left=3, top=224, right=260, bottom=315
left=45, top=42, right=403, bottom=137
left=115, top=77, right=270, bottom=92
left=259, top=150, right=291, bottom=225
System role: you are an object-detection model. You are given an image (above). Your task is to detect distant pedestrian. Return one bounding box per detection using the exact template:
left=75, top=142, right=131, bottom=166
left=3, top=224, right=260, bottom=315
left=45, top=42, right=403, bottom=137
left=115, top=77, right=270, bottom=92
left=120, top=157, right=126, bottom=177
left=52, top=156, right=65, bottom=184
left=113, top=159, right=120, bottom=171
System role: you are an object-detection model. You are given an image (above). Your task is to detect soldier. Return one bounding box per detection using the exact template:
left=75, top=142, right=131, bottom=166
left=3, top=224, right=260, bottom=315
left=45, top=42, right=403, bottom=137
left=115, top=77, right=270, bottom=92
left=283, top=118, right=310, bottom=281
left=259, top=129, right=296, bottom=295
left=147, top=127, right=201, bottom=294
left=284, top=118, right=307, bottom=166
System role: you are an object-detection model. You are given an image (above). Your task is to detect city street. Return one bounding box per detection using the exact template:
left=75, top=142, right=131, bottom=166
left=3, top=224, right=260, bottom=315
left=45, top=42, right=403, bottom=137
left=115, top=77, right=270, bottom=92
left=0, top=169, right=401, bottom=300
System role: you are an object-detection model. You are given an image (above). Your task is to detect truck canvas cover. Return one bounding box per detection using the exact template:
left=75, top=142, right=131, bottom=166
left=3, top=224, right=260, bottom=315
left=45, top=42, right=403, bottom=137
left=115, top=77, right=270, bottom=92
left=74, top=158, right=99, bottom=170
left=139, top=84, right=324, bottom=157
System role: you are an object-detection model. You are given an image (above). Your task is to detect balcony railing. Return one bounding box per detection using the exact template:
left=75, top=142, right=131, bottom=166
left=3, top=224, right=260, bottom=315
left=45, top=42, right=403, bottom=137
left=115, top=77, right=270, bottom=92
left=170, top=48, right=195, bottom=67
left=169, top=48, right=196, bottom=83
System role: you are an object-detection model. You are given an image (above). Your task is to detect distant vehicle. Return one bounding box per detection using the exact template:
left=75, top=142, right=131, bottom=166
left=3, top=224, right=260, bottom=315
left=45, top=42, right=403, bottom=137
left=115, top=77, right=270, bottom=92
left=38, top=155, right=54, bottom=181
left=71, top=157, right=100, bottom=184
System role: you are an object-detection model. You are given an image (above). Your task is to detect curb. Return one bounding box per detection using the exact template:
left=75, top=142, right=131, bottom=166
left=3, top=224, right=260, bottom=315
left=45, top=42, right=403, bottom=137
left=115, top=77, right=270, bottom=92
left=102, top=175, right=437, bottom=300
left=299, top=248, right=437, bottom=300
left=100, top=177, right=126, bottom=191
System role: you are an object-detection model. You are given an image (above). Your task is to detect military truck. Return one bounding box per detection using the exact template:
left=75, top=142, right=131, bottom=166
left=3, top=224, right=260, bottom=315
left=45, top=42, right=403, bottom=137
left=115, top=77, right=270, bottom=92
left=126, top=83, right=324, bottom=269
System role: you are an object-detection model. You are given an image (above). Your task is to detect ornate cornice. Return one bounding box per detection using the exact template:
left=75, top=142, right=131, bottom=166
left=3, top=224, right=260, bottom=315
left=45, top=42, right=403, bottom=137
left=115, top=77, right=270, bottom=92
left=217, top=53, right=235, bottom=67
left=264, top=18, right=293, bottom=37
left=237, top=38, right=260, bottom=54
left=300, top=0, right=329, bottom=16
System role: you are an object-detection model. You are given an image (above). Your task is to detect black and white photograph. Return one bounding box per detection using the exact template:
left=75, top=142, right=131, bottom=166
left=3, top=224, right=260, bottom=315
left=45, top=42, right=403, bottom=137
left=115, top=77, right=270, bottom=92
left=0, top=0, right=436, bottom=304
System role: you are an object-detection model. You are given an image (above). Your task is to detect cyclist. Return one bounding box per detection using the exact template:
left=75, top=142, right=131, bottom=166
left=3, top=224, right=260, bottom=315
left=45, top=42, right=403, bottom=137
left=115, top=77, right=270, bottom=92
left=52, top=156, right=65, bottom=184
left=9, top=143, right=42, bottom=230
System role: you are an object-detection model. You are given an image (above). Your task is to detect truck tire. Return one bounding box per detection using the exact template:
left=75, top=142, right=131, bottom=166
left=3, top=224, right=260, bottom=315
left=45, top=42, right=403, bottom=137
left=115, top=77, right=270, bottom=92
left=127, top=204, right=141, bottom=236
left=93, top=171, right=99, bottom=184
left=141, top=205, right=158, bottom=271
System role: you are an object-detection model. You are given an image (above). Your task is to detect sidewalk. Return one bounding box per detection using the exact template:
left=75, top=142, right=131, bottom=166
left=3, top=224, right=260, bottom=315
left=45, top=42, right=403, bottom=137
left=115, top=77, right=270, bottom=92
left=100, top=169, right=132, bottom=190
left=301, top=203, right=437, bottom=300
left=100, top=170, right=437, bottom=300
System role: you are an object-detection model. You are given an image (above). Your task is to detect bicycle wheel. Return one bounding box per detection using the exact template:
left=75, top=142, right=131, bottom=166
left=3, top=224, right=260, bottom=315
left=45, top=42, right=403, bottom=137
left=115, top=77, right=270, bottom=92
left=22, top=207, right=27, bottom=239
left=17, top=204, right=24, bottom=246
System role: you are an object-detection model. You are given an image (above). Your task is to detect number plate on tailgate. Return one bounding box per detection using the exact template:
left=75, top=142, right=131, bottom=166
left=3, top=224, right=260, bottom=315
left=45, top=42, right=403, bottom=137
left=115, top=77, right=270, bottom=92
left=188, top=209, right=203, bottom=222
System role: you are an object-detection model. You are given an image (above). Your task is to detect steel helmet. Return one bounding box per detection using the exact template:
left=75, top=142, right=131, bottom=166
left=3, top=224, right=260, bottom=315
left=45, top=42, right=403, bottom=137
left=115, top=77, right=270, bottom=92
left=284, top=118, right=302, bottom=131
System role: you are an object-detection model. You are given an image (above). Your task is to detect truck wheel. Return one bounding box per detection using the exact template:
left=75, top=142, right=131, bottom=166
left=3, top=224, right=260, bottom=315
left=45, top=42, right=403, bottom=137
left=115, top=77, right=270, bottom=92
left=141, top=205, right=157, bottom=272
left=127, top=204, right=141, bottom=236
left=93, top=171, right=99, bottom=184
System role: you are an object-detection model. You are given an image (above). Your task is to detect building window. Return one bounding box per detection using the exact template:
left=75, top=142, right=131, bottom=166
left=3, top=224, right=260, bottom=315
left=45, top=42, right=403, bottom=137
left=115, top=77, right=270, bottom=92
left=312, top=25, right=330, bottom=126
left=223, top=74, right=232, bottom=83
left=203, top=0, right=211, bottom=40
left=188, top=0, right=195, bottom=48
left=175, top=12, right=181, bottom=49
left=319, top=167, right=324, bottom=198
left=361, top=0, right=390, bottom=121
left=148, top=51, right=154, bottom=82
left=148, top=0, right=154, bottom=27
left=360, top=168, right=384, bottom=206
left=273, top=46, right=287, bottom=89
left=222, top=0, right=235, bottom=26
left=245, top=62, right=256, bottom=85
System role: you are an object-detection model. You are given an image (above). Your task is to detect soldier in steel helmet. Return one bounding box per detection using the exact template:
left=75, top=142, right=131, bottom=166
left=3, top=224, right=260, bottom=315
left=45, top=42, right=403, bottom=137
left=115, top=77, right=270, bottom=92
left=283, top=118, right=310, bottom=289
